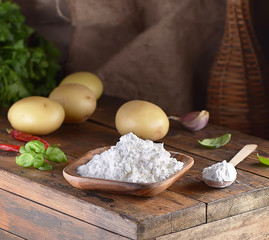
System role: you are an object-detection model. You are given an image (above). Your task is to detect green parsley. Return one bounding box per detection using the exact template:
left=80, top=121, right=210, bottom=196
left=0, top=0, right=60, bottom=108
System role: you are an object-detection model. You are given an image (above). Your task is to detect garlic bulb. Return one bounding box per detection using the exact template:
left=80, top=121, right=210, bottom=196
left=169, top=110, right=209, bottom=131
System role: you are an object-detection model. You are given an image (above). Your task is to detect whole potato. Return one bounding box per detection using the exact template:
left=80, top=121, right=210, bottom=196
left=60, top=72, right=103, bottom=100
left=8, top=96, right=65, bottom=135
left=49, top=83, right=96, bottom=124
left=115, top=100, right=169, bottom=141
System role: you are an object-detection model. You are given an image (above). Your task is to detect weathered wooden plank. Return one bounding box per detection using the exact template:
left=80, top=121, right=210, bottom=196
left=0, top=115, right=120, bottom=159
left=0, top=156, right=137, bottom=239
left=0, top=154, right=206, bottom=239
left=164, top=123, right=269, bottom=178
left=0, top=228, right=24, bottom=240
left=2, top=97, right=268, bottom=179
left=1, top=109, right=268, bottom=224
left=168, top=152, right=269, bottom=222
left=88, top=95, right=269, bottom=179
left=157, top=206, right=269, bottom=240
left=0, top=188, right=128, bottom=240
left=0, top=113, right=206, bottom=239
left=1, top=96, right=269, bottom=239
left=1, top=148, right=268, bottom=237
left=91, top=95, right=124, bottom=128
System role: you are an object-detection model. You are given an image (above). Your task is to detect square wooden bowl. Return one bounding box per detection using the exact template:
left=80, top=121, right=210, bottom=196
left=63, top=146, right=194, bottom=197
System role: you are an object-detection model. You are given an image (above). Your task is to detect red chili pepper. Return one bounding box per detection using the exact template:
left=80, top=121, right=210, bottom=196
left=0, top=144, right=21, bottom=152
left=7, top=129, right=50, bottom=149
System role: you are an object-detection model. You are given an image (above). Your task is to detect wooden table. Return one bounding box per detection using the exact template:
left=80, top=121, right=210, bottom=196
left=0, top=96, right=268, bottom=240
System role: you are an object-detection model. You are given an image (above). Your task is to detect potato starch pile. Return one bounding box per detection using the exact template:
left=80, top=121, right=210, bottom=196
left=202, top=160, right=237, bottom=182
left=77, top=132, right=184, bottom=183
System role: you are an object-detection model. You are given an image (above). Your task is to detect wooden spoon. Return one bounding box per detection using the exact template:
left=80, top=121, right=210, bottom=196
left=202, top=144, right=257, bottom=188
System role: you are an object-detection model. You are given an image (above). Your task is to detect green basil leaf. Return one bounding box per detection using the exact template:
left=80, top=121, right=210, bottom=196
left=28, top=150, right=37, bottom=157
left=38, top=162, right=52, bottom=171
left=25, top=140, right=45, bottom=154
left=257, top=154, right=269, bottom=166
left=20, top=146, right=36, bottom=157
left=198, top=133, right=231, bottom=149
left=45, top=146, right=67, bottom=163
left=19, top=146, right=26, bottom=154
left=33, top=154, right=44, bottom=168
left=16, top=153, right=34, bottom=167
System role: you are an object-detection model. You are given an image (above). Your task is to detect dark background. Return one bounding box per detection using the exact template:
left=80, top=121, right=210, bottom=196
left=14, top=0, right=269, bottom=115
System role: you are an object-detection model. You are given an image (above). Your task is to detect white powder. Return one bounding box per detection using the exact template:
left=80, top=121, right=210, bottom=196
left=202, top=160, right=237, bottom=182
left=77, top=132, right=184, bottom=183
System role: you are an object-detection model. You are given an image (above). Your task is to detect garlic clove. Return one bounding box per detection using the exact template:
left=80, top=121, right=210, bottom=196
left=169, top=110, right=209, bottom=131
left=180, top=110, right=209, bottom=131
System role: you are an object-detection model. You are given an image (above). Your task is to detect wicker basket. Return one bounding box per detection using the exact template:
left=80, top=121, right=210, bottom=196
left=207, top=0, right=269, bottom=138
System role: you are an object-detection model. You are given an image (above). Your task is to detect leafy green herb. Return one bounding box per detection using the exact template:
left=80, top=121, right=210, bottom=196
left=19, top=146, right=36, bottom=157
left=45, top=146, right=67, bottom=163
left=25, top=140, right=45, bottom=154
left=15, top=140, right=67, bottom=170
left=0, top=0, right=60, bottom=108
left=257, top=154, right=269, bottom=166
left=33, top=153, right=44, bottom=168
left=38, top=162, right=53, bottom=171
left=198, top=134, right=231, bottom=148
left=16, top=153, right=34, bottom=167
left=19, top=146, right=26, bottom=153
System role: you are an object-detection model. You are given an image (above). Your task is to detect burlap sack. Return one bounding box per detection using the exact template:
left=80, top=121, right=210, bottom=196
left=68, top=0, right=225, bottom=114
left=16, top=0, right=226, bottom=115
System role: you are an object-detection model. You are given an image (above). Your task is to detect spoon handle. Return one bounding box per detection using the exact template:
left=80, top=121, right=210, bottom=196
left=229, top=144, right=257, bottom=166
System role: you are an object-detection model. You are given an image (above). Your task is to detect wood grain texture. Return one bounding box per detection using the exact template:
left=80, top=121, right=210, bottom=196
left=0, top=154, right=205, bottom=239
left=0, top=188, right=128, bottom=240
left=1, top=95, right=269, bottom=239
left=0, top=228, right=24, bottom=240
left=90, top=95, right=124, bottom=128
left=168, top=154, right=269, bottom=222
left=88, top=95, right=269, bottom=179
left=0, top=115, right=120, bottom=159
left=89, top=94, right=125, bottom=129
left=164, top=123, right=269, bottom=178
left=157, top=206, right=269, bottom=240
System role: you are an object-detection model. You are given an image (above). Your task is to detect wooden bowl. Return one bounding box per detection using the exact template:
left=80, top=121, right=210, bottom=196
left=63, top=146, right=194, bottom=197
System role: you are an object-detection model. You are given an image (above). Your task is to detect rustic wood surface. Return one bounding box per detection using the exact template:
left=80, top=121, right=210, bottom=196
left=0, top=95, right=269, bottom=239
left=157, top=206, right=269, bottom=240
left=0, top=136, right=205, bottom=239
left=0, top=188, right=128, bottom=240
left=92, top=95, right=269, bottom=178
left=0, top=228, right=24, bottom=240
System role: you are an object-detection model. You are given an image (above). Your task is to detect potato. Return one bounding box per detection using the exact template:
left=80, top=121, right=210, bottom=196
left=115, top=100, right=169, bottom=141
left=8, top=96, right=65, bottom=135
left=60, top=72, right=103, bottom=100
left=49, top=83, right=96, bottom=124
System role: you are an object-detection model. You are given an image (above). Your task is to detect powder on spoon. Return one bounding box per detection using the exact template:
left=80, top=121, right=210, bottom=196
left=202, top=160, right=237, bottom=182
left=77, top=132, right=184, bottom=183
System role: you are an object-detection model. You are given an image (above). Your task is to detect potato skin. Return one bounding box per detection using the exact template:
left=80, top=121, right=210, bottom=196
left=60, top=72, right=103, bottom=100
left=115, top=100, right=169, bottom=141
left=8, top=96, right=65, bottom=135
left=49, top=83, right=96, bottom=124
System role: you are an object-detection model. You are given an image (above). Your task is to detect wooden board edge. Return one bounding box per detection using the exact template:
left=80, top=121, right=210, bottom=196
left=207, top=187, right=269, bottom=222
left=0, top=188, right=129, bottom=240
left=157, top=206, right=269, bottom=240
left=0, top=170, right=138, bottom=239
left=0, top=228, right=24, bottom=240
